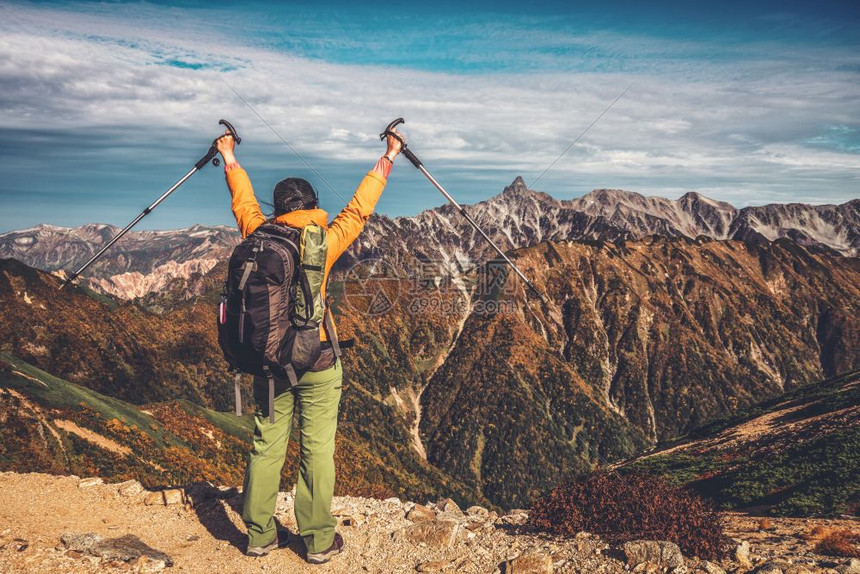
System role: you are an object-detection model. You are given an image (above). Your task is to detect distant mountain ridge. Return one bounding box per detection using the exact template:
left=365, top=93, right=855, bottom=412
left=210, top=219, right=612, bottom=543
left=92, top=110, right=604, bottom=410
left=344, top=179, right=859, bottom=275
left=0, top=223, right=239, bottom=299
left=1, top=180, right=857, bottom=298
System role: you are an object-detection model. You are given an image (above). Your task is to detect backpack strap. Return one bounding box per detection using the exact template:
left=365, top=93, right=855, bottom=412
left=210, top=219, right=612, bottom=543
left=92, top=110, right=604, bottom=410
left=263, top=366, right=276, bottom=424
left=323, top=303, right=341, bottom=359
left=268, top=374, right=275, bottom=424
left=234, top=372, right=243, bottom=416
left=284, top=364, right=299, bottom=387
left=261, top=365, right=299, bottom=425
left=295, top=267, right=315, bottom=326
left=237, top=249, right=259, bottom=344
left=237, top=259, right=256, bottom=291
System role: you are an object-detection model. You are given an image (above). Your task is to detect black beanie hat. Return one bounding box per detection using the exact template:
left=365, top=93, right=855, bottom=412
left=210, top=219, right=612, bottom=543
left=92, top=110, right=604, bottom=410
left=273, top=178, right=318, bottom=215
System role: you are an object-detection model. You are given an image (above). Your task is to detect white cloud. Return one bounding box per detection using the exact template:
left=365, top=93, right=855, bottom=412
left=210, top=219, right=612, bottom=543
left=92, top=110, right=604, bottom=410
left=0, top=0, right=858, bottom=214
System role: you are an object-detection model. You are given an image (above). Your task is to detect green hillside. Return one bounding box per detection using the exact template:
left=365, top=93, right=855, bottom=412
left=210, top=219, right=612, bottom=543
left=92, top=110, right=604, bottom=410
left=0, top=353, right=483, bottom=505
left=626, top=370, right=860, bottom=517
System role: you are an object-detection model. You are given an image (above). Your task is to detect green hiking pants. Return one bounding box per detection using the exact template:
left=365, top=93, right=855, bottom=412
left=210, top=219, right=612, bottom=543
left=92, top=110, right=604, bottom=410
left=242, top=360, right=342, bottom=553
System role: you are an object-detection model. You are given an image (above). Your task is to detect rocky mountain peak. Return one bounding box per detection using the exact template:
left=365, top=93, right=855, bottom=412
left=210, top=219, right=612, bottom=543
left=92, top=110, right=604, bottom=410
left=2, top=182, right=858, bottom=300
left=678, top=191, right=735, bottom=210
left=579, top=188, right=639, bottom=204
left=494, top=176, right=546, bottom=205
left=503, top=176, right=528, bottom=193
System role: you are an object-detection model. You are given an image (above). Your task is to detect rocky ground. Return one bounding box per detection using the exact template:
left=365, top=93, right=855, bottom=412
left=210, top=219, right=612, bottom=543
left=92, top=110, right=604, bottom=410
left=0, top=472, right=857, bottom=574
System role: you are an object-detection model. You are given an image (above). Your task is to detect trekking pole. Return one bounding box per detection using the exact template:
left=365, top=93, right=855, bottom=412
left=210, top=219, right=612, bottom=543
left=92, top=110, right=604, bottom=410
left=60, top=119, right=241, bottom=289
left=380, top=118, right=545, bottom=302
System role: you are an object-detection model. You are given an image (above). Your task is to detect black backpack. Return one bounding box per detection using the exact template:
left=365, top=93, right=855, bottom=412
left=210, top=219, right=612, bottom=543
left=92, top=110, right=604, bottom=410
left=217, top=222, right=339, bottom=422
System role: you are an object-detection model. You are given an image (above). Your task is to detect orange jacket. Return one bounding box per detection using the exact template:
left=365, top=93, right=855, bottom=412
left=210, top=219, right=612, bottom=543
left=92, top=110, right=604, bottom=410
left=225, top=165, right=387, bottom=340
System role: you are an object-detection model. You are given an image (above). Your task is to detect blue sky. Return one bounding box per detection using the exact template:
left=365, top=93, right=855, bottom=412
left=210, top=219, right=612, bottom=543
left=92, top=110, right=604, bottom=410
left=0, top=0, right=858, bottom=232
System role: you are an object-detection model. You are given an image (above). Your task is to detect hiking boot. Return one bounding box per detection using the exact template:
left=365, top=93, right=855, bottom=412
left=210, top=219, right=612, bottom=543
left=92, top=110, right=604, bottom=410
left=306, top=533, right=344, bottom=564
left=246, top=536, right=279, bottom=557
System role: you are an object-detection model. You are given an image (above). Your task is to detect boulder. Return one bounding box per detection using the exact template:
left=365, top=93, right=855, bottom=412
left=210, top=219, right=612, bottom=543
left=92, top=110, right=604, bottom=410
left=698, top=561, right=726, bottom=574
left=622, top=540, right=685, bottom=569
left=78, top=477, right=103, bottom=488
left=436, top=498, right=463, bottom=515
left=406, top=504, right=437, bottom=523
left=163, top=489, right=185, bottom=505
left=117, top=480, right=144, bottom=498
left=395, top=520, right=458, bottom=550
left=143, top=489, right=185, bottom=506
left=465, top=521, right=485, bottom=532
left=501, top=510, right=529, bottom=525
left=61, top=533, right=172, bottom=566
left=734, top=540, right=754, bottom=570
left=466, top=505, right=489, bottom=519
left=838, top=558, right=860, bottom=574
left=505, top=552, right=553, bottom=574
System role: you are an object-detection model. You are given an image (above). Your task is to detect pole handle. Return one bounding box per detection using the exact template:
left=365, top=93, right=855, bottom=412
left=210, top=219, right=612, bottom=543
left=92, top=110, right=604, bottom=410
left=379, top=118, right=405, bottom=139
left=380, top=118, right=422, bottom=168
left=219, top=119, right=242, bottom=145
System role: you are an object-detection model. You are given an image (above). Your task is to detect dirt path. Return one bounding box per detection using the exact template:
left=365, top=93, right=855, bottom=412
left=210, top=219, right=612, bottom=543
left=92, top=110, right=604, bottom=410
left=1, top=472, right=856, bottom=574
left=0, top=472, right=324, bottom=574
left=53, top=420, right=132, bottom=456
left=0, top=472, right=627, bottom=574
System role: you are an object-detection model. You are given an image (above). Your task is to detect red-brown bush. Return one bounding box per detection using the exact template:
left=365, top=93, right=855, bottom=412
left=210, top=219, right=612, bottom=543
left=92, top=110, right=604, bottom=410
left=814, top=529, right=860, bottom=558
left=528, top=471, right=728, bottom=560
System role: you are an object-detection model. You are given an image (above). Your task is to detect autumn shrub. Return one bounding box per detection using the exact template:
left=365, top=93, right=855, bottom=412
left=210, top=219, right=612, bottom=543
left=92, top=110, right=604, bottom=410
left=803, top=525, right=833, bottom=541
left=528, top=471, right=729, bottom=560
left=814, top=529, right=860, bottom=558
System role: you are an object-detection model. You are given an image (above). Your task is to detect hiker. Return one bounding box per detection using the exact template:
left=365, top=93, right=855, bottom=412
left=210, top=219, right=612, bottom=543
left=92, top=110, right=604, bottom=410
left=215, top=127, right=403, bottom=563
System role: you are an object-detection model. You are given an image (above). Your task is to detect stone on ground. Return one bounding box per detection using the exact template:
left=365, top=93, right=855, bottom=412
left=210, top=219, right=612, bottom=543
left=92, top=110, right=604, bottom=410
left=436, top=498, right=463, bottom=515
left=622, top=540, right=685, bottom=569
left=406, top=503, right=437, bottom=523
left=61, top=532, right=173, bottom=566
left=838, top=558, right=860, bottom=574
left=734, top=540, right=754, bottom=569
left=144, top=488, right=186, bottom=506
left=77, top=477, right=103, bottom=488
left=505, top=551, right=554, bottom=574
left=395, top=520, right=458, bottom=550
left=117, top=479, right=144, bottom=497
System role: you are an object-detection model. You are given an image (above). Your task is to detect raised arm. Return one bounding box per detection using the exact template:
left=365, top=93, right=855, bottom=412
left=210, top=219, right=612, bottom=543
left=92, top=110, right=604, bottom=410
left=326, top=129, right=404, bottom=263
left=217, top=132, right=266, bottom=238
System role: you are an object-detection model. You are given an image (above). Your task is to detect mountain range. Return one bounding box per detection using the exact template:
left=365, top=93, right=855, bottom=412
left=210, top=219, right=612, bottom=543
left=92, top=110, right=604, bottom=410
left=2, top=236, right=858, bottom=510
left=1, top=179, right=857, bottom=299
left=1, top=179, right=858, bottom=511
